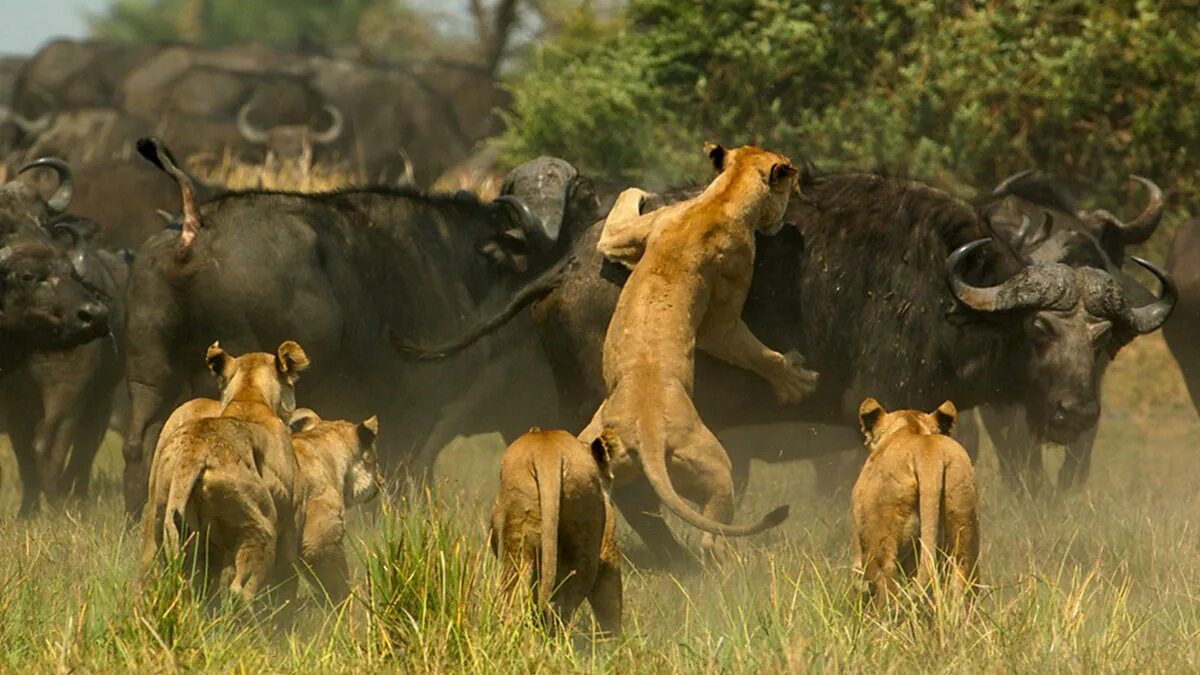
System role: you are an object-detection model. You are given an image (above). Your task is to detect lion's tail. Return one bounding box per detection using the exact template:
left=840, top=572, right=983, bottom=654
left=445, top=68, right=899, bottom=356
left=914, top=443, right=946, bottom=589
left=163, top=455, right=205, bottom=555
left=533, top=448, right=565, bottom=611
left=632, top=417, right=789, bottom=537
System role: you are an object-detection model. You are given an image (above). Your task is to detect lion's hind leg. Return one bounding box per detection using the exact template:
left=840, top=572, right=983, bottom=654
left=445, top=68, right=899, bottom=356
left=670, top=420, right=737, bottom=556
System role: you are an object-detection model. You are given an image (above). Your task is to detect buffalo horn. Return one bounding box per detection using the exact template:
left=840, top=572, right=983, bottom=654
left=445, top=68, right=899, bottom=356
left=310, top=105, right=344, bottom=145
left=18, top=157, right=73, bottom=214
left=1124, top=256, right=1177, bottom=333
left=492, top=194, right=543, bottom=236
left=992, top=169, right=1036, bottom=196
left=1112, top=175, right=1164, bottom=245
left=236, top=102, right=269, bottom=144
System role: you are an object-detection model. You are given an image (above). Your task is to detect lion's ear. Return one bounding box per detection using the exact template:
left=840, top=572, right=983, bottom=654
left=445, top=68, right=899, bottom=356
left=933, top=400, right=957, bottom=435
left=591, top=428, right=619, bottom=474
left=358, top=416, right=380, bottom=446
left=858, top=398, right=885, bottom=444
left=276, top=340, right=310, bottom=379
left=704, top=142, right=727, bottom=172
left=206, top=341, right=230, bottom=380
left=770, top=162, right=797, bottom=187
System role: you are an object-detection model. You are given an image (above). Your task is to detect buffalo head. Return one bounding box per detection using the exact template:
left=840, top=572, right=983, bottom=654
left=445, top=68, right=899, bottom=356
left=948, top=237, right=1174, bottom=442
left=987, top=170, right=1163, bottom=266
left=0, top=157, right=74, bottom=237
left=0, top=233, right=109, bottom=347
left=479, top=157, right=599, bottom=273
left=236, top=101, right=344, bottom=159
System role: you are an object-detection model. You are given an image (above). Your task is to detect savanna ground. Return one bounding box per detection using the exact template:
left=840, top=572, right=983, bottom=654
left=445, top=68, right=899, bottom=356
left=0, top=153, right=1195, bottom=672
left=1, top=327, right=1198, bottom=671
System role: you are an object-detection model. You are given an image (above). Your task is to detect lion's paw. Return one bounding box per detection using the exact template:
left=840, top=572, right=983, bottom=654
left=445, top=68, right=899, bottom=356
left=771, top=350, right=820, bottom=405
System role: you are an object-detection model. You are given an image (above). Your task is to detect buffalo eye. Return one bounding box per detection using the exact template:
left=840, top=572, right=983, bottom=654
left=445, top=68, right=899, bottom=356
left=1089, top=321, right=1113, bottom=347
left=1029, top=314, right=1056, bottom=343
left=20, top=272, right=35, bottom=284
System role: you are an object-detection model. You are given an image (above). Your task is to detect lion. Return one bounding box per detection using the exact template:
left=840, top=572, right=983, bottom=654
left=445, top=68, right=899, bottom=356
left=139, top=341, right=310, bottom=603
left=578, top=144, right=818, bottom=552
left=289, top=409, right=381, bottom=605
left=851, top=398, right=980, bottom=607
left=490, top=427, right=622, bottom=636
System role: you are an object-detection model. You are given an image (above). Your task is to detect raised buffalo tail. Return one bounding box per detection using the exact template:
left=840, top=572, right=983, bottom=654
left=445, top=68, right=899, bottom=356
left=914, top=446, right=946, bottom=590
left=390, top=254, right=575, bottom=361
left=163, top=456, right=205, bottom=556
left=633, top=418, right=789, bottom=537
left=533, top=449, right=564, bottom=614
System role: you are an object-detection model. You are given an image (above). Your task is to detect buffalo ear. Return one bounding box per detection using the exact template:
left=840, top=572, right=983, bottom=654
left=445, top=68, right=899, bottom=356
left=770, top=162, right=797, bottom=187
left=358, top=415, right=379, bottom=445
left=206, top=341, right=230, bottom=380
left=933, top=400, right=957, bottom=434
left=858, top=398, right=885, bottom=445
left=276, top=340, right=310, bottom=379
left=704, top=142, right=727, bottom=172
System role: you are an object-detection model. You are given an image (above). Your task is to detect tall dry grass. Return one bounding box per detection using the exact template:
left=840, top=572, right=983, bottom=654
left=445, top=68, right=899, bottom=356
left=0, top=333, right=1197, bottom=671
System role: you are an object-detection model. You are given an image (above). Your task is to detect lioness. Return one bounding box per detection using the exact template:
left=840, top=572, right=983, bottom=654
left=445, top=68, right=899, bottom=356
left=140, top=341, right=310, bottom=602
left=490, top=428, right=621, bottom=636
left=579, top=144, right=817, bottom=551
left=289, top=409, right=381, bottom=605
left=852, top=398, right=980, bottom=606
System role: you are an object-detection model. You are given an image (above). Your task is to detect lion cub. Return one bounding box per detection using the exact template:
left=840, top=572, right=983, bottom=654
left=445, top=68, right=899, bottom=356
left=490, top=428, right=621, bottom=636
left=580, top=144, right=816, bottom=552
left=851, top=399, right=980, bottom=606
left=289, top=409, right=381, bottom=605
left=140, top=341, right=310, bottom=603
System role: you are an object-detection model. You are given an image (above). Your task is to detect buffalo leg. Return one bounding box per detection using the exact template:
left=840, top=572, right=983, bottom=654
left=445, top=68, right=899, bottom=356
left=980, top=404, right=1045, bottom=495
left=611, top=477, right=696, bottom=569
left=62, top=383, right=116, bottom=500
left=8, top=412, right=40, bottom=517
left=124, top=376, right=185, bottom=520
left=955, top=408, right=982, bottom=464
left=1057, top=422, right=1098, bottom=490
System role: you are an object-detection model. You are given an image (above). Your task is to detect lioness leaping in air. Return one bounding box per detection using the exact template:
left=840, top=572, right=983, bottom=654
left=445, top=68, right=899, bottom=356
left=578, top=143, right=819, bottom=553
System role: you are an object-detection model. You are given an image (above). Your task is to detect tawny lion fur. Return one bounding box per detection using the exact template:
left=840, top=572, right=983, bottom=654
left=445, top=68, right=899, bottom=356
left=580, top=144, right=817, bottom=550
left=490, top=428, right=622, bottom=636
left=139, top=341, right=310, bottom=603
left=851, top=398, right=980, bottom=606
left=289, top=409, right=381, bottom=605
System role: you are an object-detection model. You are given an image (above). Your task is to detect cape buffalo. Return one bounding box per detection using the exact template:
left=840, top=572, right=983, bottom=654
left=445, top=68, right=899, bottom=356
left=971, top=171, right=1166, bottom=490
left=398, top=169, right=1174, bottom=562
left=120, top=137, right=600, bottom=518
left=0, top=218, right=129, bottom=516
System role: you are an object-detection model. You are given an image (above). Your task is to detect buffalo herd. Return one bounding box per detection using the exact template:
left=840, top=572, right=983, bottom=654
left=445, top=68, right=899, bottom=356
left=0, top=40, right=1195, bottom=555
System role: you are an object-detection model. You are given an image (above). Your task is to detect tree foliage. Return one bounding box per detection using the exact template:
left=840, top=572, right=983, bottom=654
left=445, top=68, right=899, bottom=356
left=502, top=0, right=1200, bottom=215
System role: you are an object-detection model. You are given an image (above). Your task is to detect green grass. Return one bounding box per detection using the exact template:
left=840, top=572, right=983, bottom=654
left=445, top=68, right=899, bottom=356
left=1, top=333, right=1198, bottom=672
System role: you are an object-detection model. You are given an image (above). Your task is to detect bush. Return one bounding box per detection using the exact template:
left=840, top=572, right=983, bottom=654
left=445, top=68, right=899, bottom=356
left=501, top=0, right=1200, bottom=215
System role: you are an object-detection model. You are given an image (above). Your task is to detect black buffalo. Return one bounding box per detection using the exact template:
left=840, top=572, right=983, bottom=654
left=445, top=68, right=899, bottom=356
left=971, top=171, right=1166, bottom=490
left=398, top=170, right=1174, bottom=561
left=120, top=137, right=599, bottom=518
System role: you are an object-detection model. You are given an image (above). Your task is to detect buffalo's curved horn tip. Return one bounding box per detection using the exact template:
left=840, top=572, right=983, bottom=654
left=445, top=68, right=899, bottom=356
left=992, top=169, right=1036, bottom=196
left=18, top=157, right=74, bottom=214
left=1126, top=256, right=1177, bottom=333
left=310, top=104, right=344, bottom=145
left=236, top=102, right=269, bottom=144
left=1114, top=175, right=1164, bottom=245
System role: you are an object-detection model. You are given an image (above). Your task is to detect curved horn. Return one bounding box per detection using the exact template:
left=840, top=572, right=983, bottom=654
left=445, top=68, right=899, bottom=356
left=309, top=104, right=344, bottom=145
left=947, top=238, right=1007, bottom=311
left=0, top=105, right=51, bottom=135
left=993, top=169, right=1036, bottom=196
left=396, top=149, right=415, bottom=187
left=1113, top=175, right=1163, bottom=245
left=1124, top=256, right=1177, bottom=333
left=492, top=194, right=543, bottom=236
left=1012, top=212, right=1054, bottom=252
left=236, top=102, right=269, bottom=145
left=18, top=157, right=74, bottom=214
